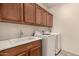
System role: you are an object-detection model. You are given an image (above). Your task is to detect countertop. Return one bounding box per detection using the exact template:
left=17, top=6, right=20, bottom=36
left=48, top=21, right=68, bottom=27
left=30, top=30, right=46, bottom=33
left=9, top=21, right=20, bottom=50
left=0, top=36, right=42, bottom=51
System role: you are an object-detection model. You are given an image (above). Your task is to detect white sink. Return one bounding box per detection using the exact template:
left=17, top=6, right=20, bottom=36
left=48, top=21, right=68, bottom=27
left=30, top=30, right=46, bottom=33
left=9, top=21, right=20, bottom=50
left=9, top=36, right=36, bottom=44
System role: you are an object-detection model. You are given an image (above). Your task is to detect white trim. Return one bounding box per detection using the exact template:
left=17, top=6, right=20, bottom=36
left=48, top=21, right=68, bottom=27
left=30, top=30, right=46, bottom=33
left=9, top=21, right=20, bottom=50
left=62, top=50, right=79, bottom=56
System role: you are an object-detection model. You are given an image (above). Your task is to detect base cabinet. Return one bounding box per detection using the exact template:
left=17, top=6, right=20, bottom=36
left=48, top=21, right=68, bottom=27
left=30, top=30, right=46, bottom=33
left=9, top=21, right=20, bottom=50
left=0, top=40, right=42, bottom=56
left=17, top=46, right=41, bottom=56
left=17, top=52, right=29, bottom=56
left=30, top=46, right=41, bottom=56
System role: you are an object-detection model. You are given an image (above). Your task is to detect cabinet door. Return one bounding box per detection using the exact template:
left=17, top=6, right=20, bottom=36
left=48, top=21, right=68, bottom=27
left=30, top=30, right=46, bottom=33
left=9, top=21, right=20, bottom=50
left=47, top=13, right=53, bottom=27
left=0, top=4, right=1, bottom=21
left=23, top=3, right=35, bottom=24
left=47, top=13, right=50, bottom=27
left=17, top=52, right=29, bottom=56
left=49, top=14, right=53, bottom=27
left=36, top=5, right=42, bottom=25
left=42, top=10, right=47, bottom=26
left=0, top=3, right=22, bottom=23
left=30, top=46, right=41, bottom=56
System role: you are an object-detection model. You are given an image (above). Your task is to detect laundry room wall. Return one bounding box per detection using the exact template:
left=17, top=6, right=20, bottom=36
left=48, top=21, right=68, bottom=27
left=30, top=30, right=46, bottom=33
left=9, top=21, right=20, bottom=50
left=50, top=3, right=79, bottom=55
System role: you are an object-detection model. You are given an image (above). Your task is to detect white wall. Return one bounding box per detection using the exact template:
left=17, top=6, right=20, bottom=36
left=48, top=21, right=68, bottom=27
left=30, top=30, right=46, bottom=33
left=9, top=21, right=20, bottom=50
left=50, top=3, right=79, bottom=55
left=0, top=22, right=50, bottom=41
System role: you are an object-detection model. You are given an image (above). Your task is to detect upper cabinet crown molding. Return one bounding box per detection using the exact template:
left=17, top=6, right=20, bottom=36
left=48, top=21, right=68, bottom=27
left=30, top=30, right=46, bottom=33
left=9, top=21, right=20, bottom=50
left=0, top=3, right=53, bottom=27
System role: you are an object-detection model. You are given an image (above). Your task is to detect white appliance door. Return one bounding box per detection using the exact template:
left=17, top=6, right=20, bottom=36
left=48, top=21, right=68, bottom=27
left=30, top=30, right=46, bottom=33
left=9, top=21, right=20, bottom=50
left=42, top=35, right=55, bottom=56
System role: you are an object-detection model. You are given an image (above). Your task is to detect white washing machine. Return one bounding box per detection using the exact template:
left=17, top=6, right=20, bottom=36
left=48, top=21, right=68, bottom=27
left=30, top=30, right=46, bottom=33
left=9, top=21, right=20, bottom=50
left=41, top=33, right=61, bottom=56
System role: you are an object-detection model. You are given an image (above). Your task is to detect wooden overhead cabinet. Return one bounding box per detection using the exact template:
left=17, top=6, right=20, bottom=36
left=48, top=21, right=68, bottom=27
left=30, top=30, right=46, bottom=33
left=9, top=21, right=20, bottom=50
left=23, top=3, right=35, bottom=24
left=0, top=3, right=53, bottom=27
left=47, top=13, right=53, bottom=27
left=35, top=4, right=53, bottom=27
left=35, top=5, right=42, bottom=25
left=0, top=3, right=23, bottom=23
left=42, top=10, right=47, bottom=26
left=49, top=14, right=53, bottom=27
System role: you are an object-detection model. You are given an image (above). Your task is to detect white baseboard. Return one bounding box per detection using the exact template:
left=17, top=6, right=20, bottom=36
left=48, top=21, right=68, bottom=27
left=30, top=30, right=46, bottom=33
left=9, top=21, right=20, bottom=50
left=62, top=50, right=79, bottom=56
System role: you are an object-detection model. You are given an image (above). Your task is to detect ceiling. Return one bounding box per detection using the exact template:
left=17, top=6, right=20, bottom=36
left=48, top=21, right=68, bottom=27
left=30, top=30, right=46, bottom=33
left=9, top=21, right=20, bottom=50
left=42, top=3, right=63, bottom=8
